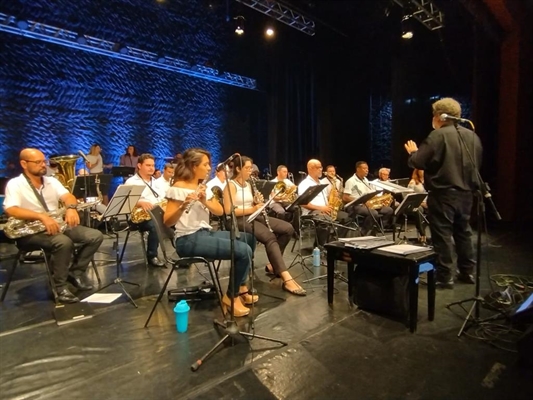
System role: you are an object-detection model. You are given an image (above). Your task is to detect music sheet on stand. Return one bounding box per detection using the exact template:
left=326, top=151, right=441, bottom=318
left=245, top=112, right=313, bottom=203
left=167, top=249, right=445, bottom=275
left=378, top=244, right=430, bottom=255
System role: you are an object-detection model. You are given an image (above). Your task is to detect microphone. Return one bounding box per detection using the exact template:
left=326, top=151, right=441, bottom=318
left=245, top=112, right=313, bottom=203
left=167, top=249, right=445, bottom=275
left=298, top=171, right=307, bottom=175
left=440, top=113, right=468, bottom=123
left=78, top=150, right=90, bottom=163
left=220, top=153, right=240, bottom=165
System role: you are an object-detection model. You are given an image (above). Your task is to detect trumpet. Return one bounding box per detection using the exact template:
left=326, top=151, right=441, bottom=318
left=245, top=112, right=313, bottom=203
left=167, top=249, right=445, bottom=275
left=184, top=175, right=209, bottom=213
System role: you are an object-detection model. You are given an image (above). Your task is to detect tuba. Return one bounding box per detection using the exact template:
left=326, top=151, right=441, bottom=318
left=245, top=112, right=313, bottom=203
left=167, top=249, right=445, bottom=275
left=50, top=154, right=80, bottom=191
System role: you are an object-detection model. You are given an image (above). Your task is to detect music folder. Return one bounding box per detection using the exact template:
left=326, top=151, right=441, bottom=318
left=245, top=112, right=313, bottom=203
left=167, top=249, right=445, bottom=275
left=285, top=184, right=328, bottom=212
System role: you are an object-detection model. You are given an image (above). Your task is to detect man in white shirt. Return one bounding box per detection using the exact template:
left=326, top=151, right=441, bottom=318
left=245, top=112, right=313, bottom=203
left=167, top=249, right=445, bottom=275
left=269, top=165, right=295, bottom=216
left=206, top=163, right=228, bottom=197
left=343, top=161, right=393, bottom=235
left=378, top=167, right=391, bottom=181
left=320, top=165, right=342, bottom=192
left=154, top=163, right=175, bottom=196
left=3, top=148, right=104, bottom=303
left=125, top=154, right=165, bottom=267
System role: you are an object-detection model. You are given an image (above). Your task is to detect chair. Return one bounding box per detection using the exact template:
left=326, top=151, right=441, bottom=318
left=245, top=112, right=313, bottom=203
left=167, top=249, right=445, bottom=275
left=290, top=206, right=316, bottom=253
left=143, top=206, right=222, bottom=328
left=0, top=244, right=101, bottom=304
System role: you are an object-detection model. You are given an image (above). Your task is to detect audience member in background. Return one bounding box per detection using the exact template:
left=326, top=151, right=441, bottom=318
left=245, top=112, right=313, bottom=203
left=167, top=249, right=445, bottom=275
left=119, top=145, right=139, bottom=169
left=155, top=163, right=175, bottom=195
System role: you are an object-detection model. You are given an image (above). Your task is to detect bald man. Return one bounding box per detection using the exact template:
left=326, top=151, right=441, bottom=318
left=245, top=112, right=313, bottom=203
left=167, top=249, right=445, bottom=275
left=3, top=148, right=103, bottom=303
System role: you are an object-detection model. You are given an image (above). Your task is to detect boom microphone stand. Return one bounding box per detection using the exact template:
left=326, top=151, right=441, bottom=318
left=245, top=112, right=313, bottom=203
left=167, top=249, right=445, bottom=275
left=191, top=156, right=287, bottom=372
left=444, top=121, right=502, bottom=337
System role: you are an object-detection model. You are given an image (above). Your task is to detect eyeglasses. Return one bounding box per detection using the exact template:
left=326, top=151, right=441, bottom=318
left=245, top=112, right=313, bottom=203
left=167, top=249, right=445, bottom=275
left=23, top=159, right=48, bottom=165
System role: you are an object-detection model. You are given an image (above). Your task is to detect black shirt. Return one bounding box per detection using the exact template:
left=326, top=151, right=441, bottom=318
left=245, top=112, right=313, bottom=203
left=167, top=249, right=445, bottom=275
left=408, top=123, right=483, bottom=191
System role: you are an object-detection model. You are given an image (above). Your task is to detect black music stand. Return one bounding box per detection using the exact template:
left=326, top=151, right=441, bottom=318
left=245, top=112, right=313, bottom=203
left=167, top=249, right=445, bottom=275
left=96, top=185, right=144, bottom=307
left=392, top=193, right=427, bottom=243
left=345, top=191, right=384, bottom=236
left=112, top=166, right=135, bottom=183
left=73, top=174, right=112, bottom=199
left=255, top=180, right=277, bottom=201
left=286, top=184, right=328, bottom=274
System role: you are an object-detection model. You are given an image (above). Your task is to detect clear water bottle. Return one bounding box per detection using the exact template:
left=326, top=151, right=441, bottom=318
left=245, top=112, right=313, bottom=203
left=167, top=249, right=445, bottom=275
left=312, top=247, right=321, bottom=267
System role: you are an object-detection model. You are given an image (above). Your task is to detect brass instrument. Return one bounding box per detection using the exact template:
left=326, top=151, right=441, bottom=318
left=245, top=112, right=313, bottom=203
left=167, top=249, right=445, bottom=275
left=130, top=199, right=167, bottom=224
left=4, top=201, right=100, bottom=239
left=326, top=177, right=344, bottom=220
left=365, top=192, right=393, bottom=210
left=273, top=181, right=297, bottom=204
left=50, top=154, right=80, bottom=191
left=250, top=176, right=273, bottom=232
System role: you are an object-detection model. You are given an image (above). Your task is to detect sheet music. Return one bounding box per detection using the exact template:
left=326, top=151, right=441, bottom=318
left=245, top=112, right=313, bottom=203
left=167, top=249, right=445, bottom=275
left=246, top=196, right=275, bottom=224
left=378, top=244, right=430, bottom=255
left=371, top=179, right=414, bottom=194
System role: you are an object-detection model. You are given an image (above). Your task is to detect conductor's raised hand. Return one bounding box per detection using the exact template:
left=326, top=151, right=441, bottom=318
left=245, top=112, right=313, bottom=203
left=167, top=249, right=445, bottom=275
left=404, top=140, right=418, bottom=155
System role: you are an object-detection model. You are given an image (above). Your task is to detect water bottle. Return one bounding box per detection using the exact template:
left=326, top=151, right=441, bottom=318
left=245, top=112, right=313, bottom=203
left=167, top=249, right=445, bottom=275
left=173, top=300, right=190, bottom=333
left=312, top=247, right=321, bottom=267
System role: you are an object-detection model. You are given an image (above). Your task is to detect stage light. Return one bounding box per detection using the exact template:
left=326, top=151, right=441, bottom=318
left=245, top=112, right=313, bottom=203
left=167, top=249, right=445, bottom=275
left=234, top=16, right=245, bottom=35
left=265, top=27, right=275, bottom=37
left=401, top=14, right=413, bottom=39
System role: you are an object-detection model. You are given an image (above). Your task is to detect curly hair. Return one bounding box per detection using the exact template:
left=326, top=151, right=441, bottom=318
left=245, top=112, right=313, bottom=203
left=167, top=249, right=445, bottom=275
left=173, top=148, right=211, bottom=181
left=432, top=97, right=462, bottom=118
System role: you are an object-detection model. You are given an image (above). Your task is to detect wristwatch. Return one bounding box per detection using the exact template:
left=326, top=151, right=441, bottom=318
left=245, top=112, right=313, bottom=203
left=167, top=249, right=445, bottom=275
left=66, top=204, right=78, bottom=210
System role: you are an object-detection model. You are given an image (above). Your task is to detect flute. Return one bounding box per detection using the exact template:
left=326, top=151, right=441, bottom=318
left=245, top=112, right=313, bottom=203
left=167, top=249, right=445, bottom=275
left=184, top=175, right=209, bottom=213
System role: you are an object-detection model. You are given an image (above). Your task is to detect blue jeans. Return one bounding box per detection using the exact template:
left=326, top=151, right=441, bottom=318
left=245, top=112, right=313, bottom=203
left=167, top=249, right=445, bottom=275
left=175, top=229, right=255, bottom=297
left=135, top=219, right=159, bottom=258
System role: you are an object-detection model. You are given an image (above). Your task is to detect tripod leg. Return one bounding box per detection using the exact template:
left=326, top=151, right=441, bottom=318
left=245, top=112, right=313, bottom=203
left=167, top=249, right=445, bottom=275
left=457, top=300, right=477, bottom=337
left=238, top=331, right=288, bottom=345
left=116, top=279, right=138, bottom=308
left=191, top=334, right=230, bottom=372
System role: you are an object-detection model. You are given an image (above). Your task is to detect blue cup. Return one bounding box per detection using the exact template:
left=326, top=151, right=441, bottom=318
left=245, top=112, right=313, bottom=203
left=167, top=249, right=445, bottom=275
left=174, top=300, right=190, bottom=333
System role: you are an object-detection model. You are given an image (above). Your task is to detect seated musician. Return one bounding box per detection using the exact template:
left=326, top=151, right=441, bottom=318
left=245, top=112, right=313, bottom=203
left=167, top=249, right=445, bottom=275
left=319, top=165, right=351, bottom=228
left=269, top=164, right=296, bottom=217
left=408, top=168, right=429, bottom=243
left=206, top=162, right=228, bottom=193
left=343, top=161, right=393, bottom=236
left=164, top=148, right=257, bottom=317
left=154, top=163, right=175, bottom=195
left=224, top=156, right=306, bottom=296
left=378, top=167, right=391, bottom=182
left=124, top=154, right=165, bottom=267
left=320, top=165, right=342, bottom=192
left=3, top=148, right=104, bottom=303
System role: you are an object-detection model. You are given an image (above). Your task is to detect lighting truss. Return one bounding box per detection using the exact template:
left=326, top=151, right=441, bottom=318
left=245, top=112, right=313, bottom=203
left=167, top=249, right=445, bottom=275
left=0, top=13, right=257, bottom=90
left=393, top=0, right=444, bottom=31
left=235, top=0, right=315, bottom=36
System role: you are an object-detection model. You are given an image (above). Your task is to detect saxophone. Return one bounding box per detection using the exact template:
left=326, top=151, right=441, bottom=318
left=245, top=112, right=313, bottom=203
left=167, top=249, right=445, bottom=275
left=4, top=201, right=100, bottom=239
left=249, top=177, right=273, bottom=232
left=327, top=177, right=344, bottom=220
left=366, top=193, right=393, bottom=210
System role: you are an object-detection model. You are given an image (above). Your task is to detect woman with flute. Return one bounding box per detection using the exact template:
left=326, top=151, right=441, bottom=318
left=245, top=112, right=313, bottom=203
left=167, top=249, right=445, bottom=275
left=164, top=148, right=257, bottom=317
left=223, top=155, right=306, bottom=296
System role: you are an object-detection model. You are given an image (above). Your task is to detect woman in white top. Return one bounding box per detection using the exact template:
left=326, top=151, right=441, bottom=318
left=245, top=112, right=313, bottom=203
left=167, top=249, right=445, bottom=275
left=408, top=168, right=429, bottom=242
left=224, top=155, right=306, bottom=296
left=85, top=144, right=104, bottom=174
left=164, top=148, right=257, bottom=317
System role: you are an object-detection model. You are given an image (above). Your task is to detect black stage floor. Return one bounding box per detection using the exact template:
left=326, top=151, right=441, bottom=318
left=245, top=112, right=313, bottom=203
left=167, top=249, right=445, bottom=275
left=1, top=223, right=532, bottom=400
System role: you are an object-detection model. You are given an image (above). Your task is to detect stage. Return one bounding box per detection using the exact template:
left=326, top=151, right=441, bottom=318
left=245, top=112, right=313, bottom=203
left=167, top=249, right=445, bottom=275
left=1, top=223, right=532, bottom=400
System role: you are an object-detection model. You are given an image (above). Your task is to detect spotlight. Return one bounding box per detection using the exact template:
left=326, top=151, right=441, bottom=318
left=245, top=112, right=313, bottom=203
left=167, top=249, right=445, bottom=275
left=265, top=27, right=275, bottom=37
left=234, top=16, right=245, bottom=35
left=401, top=14, right=413, bottom=39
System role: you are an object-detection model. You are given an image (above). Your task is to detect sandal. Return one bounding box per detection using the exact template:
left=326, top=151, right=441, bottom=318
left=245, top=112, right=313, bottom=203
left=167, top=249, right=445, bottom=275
left=282, top=279, right=307, bottom=296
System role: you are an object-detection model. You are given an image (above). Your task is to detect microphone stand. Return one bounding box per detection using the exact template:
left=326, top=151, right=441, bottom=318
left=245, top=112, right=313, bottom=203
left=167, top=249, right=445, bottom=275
left=191, top=160, right=287, bottom=372
left=445, top=121, right=502, bottom=337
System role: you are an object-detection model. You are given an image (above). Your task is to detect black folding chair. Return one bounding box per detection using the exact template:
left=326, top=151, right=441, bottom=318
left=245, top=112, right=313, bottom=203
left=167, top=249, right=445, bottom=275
left=143, top=206, right=223, bottom=328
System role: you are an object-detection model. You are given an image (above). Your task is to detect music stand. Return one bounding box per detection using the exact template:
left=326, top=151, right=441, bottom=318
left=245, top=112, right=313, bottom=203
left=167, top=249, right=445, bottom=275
left=73, top=174, right=113, bottom=199
left=255, top=180, right=277, bottom=201
left=285, top=184, right=328, bottom=274
left=112, top=166, right=135, bottom=180
left=392, top=193, right=427, bottom=243
left=96, top=185, right=144, bottom=307
left=345, top=191, right=385, bottom=236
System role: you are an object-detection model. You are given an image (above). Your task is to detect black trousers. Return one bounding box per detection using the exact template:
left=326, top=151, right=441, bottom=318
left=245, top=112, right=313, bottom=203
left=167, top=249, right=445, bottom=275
left=349, top=204, right=394, bottom=234
left=236, top=215, right=294, bottom=275
left=427, top=190, right=476, bottom=282
left=17, top=225, right=104, bottom=290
